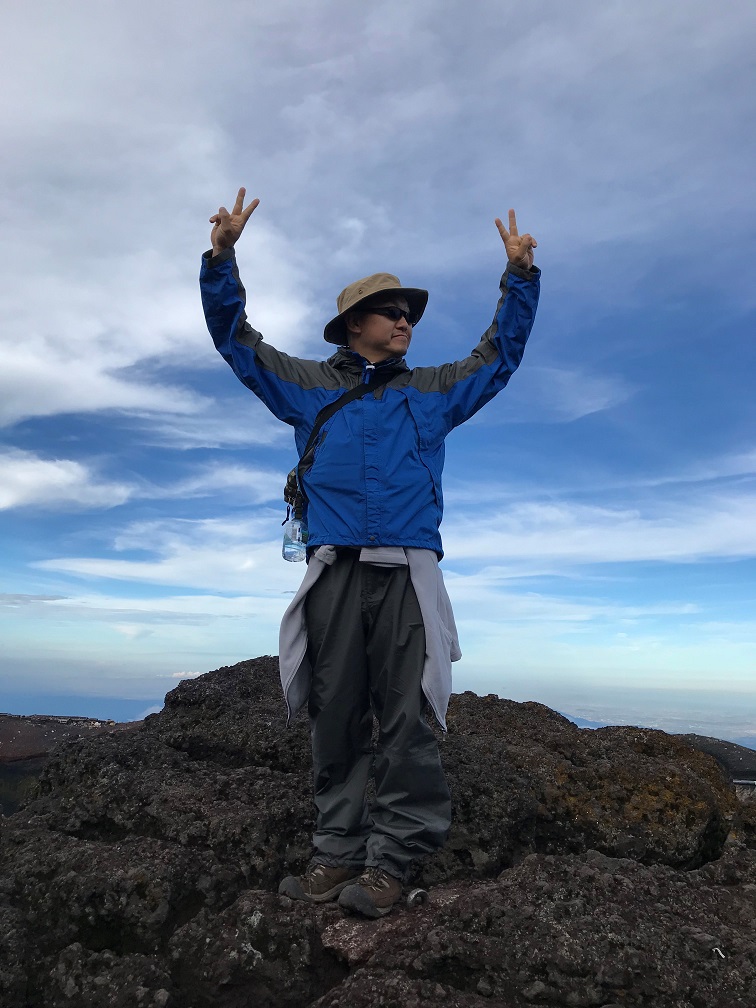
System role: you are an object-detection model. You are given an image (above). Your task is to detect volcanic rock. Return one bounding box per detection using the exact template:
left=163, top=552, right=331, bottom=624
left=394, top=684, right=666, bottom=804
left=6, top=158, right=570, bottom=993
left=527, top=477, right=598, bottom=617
left=1, top=656, right=754, bottom=1007
left=0, top=714, right=139, bottom=816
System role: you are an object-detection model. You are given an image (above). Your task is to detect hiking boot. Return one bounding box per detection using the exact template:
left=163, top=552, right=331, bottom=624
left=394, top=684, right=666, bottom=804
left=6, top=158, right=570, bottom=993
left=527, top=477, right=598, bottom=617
left=337, top=866, right=403, bottom=918
left=278, top=863, right=362, bottom=903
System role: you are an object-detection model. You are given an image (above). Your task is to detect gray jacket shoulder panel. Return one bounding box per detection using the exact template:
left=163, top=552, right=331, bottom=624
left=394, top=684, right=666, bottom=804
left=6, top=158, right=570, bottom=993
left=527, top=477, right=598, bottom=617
left=405, top=269, right=510, bottom=395
left=405, top=326, right=498, bottom=394
left=236, top=323, right=347, bottom=392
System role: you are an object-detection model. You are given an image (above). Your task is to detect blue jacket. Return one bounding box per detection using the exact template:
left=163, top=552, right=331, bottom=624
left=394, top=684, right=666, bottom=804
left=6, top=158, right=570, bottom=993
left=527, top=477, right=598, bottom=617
left=201, top=249, right=540, bottom=557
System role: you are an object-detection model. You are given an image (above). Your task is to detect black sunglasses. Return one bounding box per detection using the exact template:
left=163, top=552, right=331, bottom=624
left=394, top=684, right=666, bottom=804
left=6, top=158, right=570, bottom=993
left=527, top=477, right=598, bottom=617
left=369, top=306, right=418, bottom=326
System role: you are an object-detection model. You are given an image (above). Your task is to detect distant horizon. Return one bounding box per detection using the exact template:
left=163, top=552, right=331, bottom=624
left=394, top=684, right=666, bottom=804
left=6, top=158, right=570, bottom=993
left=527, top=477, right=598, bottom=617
left=3, top=664, right=755, bottom=750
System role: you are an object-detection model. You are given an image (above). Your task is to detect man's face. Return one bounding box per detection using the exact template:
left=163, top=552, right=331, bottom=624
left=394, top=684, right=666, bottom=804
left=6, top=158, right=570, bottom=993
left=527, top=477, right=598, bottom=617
left=346, top=297, right=413, bottom=363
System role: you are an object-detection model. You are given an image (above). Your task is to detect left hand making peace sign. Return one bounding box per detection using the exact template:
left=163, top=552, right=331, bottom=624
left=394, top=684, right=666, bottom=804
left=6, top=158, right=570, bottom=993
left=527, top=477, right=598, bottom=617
left=495, top=210, right=537, bottom=270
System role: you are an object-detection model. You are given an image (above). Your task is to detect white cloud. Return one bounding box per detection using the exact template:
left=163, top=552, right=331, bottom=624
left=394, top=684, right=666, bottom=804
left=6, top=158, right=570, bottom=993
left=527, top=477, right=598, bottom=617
left=443, top=491, right=756, bottom=569
left=2, top=589, right=293, bottom=627
left=0, top=253, right=209, bottom=427
left=113, top=623, right=153, bottom=640
left=0, top=229, right=314, bottom=429
left=132, top=402, right=290, bottom=451
left=0, top=593, right=66, bottom=605
left=33, top=516, right=304, bottom=593
left=0, top=450, right=133, bottom=510
left=445, top=577, right=699, bottom=624
left=669, top=449, right=756, bottom=485
left=466, top=365, right=636, bottom=425
left=0, top=450, right=286, bottom=512
left=165, top=463, right=285, bottom=503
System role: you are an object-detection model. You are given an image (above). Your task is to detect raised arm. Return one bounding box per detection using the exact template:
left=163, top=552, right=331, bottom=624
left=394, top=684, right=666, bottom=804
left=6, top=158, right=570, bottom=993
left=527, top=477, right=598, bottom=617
left=201, top=189, right=341, bottom=433
left=406, top=208, right=540, bottom=432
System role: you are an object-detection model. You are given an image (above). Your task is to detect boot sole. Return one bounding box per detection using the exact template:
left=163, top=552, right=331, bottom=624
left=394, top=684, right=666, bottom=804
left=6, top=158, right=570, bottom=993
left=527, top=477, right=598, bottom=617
left=338, top=883, right=397, bottom=918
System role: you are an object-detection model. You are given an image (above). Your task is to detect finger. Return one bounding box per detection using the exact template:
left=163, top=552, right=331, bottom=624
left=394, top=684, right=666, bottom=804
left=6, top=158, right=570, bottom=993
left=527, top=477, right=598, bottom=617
left=232, top=187, right=246, bottom=215
left=209, top=214, right=219, bottom=223
left=241, top=197, right=260, bottom=223
left=508, top=209, right=518, bottom=237
left=494, top=217, right=510, bottom=242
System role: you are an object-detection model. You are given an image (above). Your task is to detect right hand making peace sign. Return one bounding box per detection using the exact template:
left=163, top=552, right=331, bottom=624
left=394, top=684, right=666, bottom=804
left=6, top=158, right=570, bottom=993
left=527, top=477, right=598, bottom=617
left=495, top=210, right=537, bottom=270
left=210, top=187, right=259, bottom=255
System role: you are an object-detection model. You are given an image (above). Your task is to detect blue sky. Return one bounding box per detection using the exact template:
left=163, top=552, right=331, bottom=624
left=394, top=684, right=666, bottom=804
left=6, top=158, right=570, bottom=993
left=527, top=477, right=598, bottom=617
left=1, top=1, right=755, bottom=741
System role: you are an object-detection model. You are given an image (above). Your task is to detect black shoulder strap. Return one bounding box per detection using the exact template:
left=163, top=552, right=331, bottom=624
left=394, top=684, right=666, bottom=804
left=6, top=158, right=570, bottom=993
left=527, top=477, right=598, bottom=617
left=301, top=370, right=392, bottom=461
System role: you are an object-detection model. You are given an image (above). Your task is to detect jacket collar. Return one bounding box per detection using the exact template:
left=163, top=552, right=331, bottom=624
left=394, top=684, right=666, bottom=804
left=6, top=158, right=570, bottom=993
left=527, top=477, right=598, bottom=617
left=326, top=346, right=410, bottom=375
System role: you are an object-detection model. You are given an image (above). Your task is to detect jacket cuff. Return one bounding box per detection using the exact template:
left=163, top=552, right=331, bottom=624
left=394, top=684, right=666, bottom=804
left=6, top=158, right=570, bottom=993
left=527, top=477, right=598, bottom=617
left=202, top=247, right=235, bottom=268
left=505, top=262, right=540, bottom=281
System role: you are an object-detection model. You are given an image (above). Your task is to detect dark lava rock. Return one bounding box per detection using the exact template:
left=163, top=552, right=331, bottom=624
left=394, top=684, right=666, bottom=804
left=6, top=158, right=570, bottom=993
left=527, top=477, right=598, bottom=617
left=679, top=734, right=756, bottom=780
left=426, top=694, right=737, bottom=883
left=169, top=891, right=347, bottom=1007
left=314, top=847, right=756, bottom=1007
left=1, top=656, right=754, bottom=1007
left=0, top=714, right=139, bottom=816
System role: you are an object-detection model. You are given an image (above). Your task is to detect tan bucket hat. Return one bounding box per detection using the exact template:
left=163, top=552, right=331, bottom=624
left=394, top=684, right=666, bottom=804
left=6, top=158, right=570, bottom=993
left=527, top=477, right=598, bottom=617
left=324, top=272, right=428, bottom=345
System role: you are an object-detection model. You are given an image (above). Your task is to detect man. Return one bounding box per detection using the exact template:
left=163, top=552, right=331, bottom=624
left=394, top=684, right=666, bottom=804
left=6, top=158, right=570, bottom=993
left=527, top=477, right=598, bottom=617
left=200, top=189, right=539, bottom=918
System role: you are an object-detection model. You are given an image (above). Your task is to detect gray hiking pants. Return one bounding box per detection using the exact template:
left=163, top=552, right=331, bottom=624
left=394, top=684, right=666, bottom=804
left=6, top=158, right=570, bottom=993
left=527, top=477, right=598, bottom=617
left=304, top=550, right=452, bottom=879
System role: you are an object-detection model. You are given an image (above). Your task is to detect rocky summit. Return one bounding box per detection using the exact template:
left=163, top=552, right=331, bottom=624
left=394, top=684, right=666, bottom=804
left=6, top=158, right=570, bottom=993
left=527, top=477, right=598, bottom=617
left=1, top=657, right=755, bottom=1008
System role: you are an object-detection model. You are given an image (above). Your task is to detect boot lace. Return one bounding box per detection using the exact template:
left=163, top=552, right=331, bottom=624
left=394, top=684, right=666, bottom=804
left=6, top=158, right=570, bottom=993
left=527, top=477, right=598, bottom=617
left=360, top=866, right=393, bottom=890
left=308, top=863, right=336, bottom=880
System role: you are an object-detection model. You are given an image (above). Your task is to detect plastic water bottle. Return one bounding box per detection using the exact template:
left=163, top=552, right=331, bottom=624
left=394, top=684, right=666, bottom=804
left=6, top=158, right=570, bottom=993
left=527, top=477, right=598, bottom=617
left=282, top=517, right=308, bottom=562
